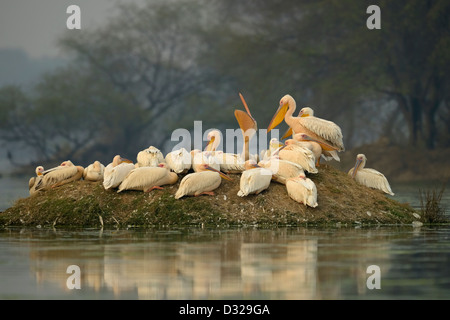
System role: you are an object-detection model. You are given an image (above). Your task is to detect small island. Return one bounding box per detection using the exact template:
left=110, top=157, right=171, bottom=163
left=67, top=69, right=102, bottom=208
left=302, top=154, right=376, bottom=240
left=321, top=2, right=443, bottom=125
left=0, top=164, right=419, bottom=228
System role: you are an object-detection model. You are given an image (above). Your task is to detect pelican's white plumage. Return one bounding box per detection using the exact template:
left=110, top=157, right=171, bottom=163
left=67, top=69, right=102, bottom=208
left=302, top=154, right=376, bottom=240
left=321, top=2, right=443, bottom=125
left=83, top=161, right=105, bottom=182
left=37, top=160, right=84, bottom=191
left=165, top=148, right=191, bottom=174
left=29, top=166, right=44, bottom=195
left=348, top=154, right=394, bottom=196
left=103, top=155, right=135, bottom=190
left=258, top=157, right=305, bottom=185
left=191, top=150, right=221, bottom=172
left=175, top=163, right=232, bottom=199
left=237, top=160, right=272, bottom=197
left=286, top=175, right=318, bottom=208
left=278, top=144, right=318, bottom=173
left=136, top=146, right=165, bottom=167
left=267, top=95, right=344, bottom=152
left=260, top=138, right=284, bottom=161
left=117, top=163, right=178, bottom=193
left=293, top=133, right=340, bottom=164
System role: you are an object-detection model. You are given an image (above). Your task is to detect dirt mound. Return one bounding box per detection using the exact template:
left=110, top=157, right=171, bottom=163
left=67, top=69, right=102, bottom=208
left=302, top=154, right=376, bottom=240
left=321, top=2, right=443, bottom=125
left=0, top=164, right=419, bottom=228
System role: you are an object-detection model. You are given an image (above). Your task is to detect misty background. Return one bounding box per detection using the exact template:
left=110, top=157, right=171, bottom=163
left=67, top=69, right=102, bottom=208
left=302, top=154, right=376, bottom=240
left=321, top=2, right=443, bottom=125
left=0, top=0, right=449, bottom=181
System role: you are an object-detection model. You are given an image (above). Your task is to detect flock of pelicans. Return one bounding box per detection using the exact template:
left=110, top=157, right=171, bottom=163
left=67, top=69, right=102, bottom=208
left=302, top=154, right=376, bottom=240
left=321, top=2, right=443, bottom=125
left=28, top=94, right=394, bottom=208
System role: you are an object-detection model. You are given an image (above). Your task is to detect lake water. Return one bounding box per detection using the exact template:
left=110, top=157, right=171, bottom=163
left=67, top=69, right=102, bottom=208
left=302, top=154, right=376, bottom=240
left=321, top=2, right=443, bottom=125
left=0, top=177, right=449, bottom=300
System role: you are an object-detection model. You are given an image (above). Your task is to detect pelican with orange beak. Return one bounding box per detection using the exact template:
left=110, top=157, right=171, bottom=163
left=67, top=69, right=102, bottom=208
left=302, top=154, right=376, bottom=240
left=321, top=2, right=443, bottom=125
left=103, top=155, right=135, bottom=190
left=348, top=154, right=394, bottom=196
left=175, top=163, right=232, bottom=199
left=267, top=95, right=344, bottom=153
left=234, top=92, right=258, bottom=162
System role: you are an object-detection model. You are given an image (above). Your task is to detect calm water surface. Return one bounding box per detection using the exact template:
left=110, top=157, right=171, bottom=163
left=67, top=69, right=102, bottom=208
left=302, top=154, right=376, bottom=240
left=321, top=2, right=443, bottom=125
left=0, top=177, right=449, bottom=300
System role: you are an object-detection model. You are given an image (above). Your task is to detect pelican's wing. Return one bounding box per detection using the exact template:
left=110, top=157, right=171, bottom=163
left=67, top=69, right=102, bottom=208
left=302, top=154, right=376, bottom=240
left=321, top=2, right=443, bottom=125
left=38, top=166, right=78, bottom=190
left=355, top=169, right=394, bottom=195
left=300, top=116, right=344, bottom=151
left=118, top=167, right=168, bottom=191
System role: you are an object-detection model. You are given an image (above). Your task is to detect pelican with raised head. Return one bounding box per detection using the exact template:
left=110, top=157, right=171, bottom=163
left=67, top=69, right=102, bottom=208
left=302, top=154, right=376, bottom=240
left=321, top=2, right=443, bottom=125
left=136, top=146, right=165, bottom=167
left=286, top=174, right=318, bottom=208
left=83, top=161, right=105, bottom=182
left=348, top=154, right=394, bottom=196
left=260, top=138, right=284, bottom=162
left=237, top=160, right=272, bottom=197
left=103, top=155, right=135, bottom=190
left=175, top=163, right=232, bottom=199
left=267, top=95, right=344, bottom=153
left=117, top=163, right=178, bottom=193
left=29, top=166, right=45, bottom=195
left=204, top=129, right=246, bottom=173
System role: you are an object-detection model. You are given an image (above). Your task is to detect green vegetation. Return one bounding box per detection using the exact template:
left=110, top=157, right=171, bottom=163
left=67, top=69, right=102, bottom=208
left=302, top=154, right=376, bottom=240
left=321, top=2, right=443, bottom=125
left=420, top=183, right=449, bottom=224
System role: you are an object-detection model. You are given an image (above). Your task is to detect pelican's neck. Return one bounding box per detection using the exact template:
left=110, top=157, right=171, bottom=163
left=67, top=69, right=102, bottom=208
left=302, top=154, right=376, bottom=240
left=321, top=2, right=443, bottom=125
left=242, top=136, right=250, bottom=161
left=284, top=97, right=297, bottom=128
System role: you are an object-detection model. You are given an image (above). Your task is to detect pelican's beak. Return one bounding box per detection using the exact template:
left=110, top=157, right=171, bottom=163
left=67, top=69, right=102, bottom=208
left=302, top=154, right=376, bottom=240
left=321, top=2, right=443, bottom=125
left=281, top=127, right=293, bottom=140
left=302, top=135, right=338, bottom=152
left=235, top=109, right=257, bottom=138
left=351, top=159, right=362, bottom=179
left=267, top=102, right=289, bottom=133
left=42, top=166, right=61, bottom=174
left=205, top=136, right=215, bottom=151
left=251, top=163, right=260, bottom=168
left=120, top=157, right=133, bottom=164
left=272, top=145, right=286, bottom=156
left=205, top=165, right=233, bottom=181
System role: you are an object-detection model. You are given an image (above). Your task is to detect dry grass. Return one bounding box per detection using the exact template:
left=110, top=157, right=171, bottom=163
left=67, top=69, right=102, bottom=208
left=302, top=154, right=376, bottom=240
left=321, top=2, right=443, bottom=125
left=0, top=164, right=418, bottom=228
left=419, top=182, right=449, bottom=224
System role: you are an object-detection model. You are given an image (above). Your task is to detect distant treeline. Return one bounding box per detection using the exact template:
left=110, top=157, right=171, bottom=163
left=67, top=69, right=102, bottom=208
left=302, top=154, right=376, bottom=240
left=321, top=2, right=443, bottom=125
left=0, top=0, right=448, bottom=169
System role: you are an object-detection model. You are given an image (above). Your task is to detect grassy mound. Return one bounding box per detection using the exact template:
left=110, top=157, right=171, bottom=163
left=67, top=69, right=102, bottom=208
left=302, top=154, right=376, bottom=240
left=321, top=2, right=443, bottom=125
left=0, top=164, right=419, bottom=228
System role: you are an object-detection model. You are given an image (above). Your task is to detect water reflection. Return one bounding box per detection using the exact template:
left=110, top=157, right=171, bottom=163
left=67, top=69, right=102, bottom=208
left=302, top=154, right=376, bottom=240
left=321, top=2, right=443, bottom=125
left=2, top=226, right=448, bottom=299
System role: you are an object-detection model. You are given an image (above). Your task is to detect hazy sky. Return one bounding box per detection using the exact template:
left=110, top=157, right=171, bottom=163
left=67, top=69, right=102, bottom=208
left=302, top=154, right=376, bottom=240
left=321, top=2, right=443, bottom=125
left=0, top=0, right=145, bottom=59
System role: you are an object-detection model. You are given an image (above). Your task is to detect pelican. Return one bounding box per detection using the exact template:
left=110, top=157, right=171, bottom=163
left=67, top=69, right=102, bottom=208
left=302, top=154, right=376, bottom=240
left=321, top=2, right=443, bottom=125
left=286, top=174, right=318, bottom=208
left=204, top=130, right=246, bottom=173
left=29, top=166, right=44, bottom=195
left=117, top=163, right=178, bottom=193
left=237, top=160, right=272, bottom=197
left=36, top=160, right=84, bottom=191
left=191, top=149, right=221, bottom=172
left=136, top=146, right=165, bottom=167
left=276, top=143, right=318, bottom=173
left=165, top=148, right=191, bottom=174
left=175, top=163, right=232, bottom=199
left=234, top=92, right=258, bottom=162
left=83, top=161, right=105, bottom=182
left=258, top=157, right=305, bottom=185
left=292, top=133, right=340, bottom=165
left=348, top=154, right=394, bottom=196
left=267, top=95, right=344, bottom=153
left=103, top=155, right=135, bottom=190
left=260, top=138, right=284, bottom=162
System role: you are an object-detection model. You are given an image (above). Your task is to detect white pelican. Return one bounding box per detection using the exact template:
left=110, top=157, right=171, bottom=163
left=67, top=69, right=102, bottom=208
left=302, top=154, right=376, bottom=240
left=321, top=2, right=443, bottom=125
left=136, top=146, right=165, bottom=167
left=286, top=174, right=318, bottom=208
left=204, top=130, right=246, bottom=173
left=29, top=166, right=44, bottom=195
left=237, top=160, right=272, bottom=197
left=83, top=161, right=105, bottom=182
left=293, top=133, right=340, bottom=165
left=258, top=157, right=305, bottom=185
left=276, top=143, right=318, bottom=174
left=103, top=155, right=135, bottom=190
left=37, top=160, right=84, bottom=190
left=175, top=163, right=232, bottom=199
left=234, top=93, right=258, bottom=161
left=191, top=149, right=221, bottom=172
left=348, top=154, right=394, bottom=196
left=165, top=148, right=191, bottom=174
left=267, top=95, right=344, bottom=153
left=117, top=163, right=178, bottom=193
left=260, top=138, right=284, bottom=162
